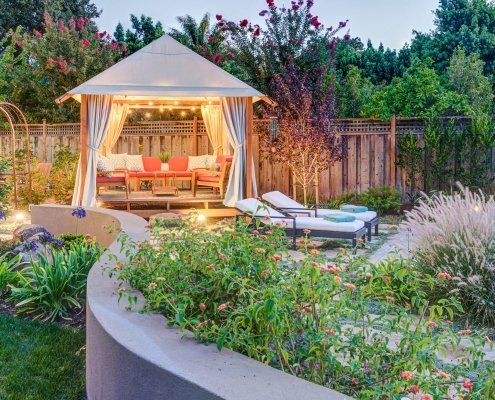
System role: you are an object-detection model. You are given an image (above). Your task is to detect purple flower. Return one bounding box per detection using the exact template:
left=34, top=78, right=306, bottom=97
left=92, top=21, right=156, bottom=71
left=51, top=238, right=64, bottom=249
left=22, top=241, right=38, bottom=252
left=38, top=232, right=54, bottom=245
left=0, top=210, right=5, bottom=220
left=71, top=207, right=87, bottom=219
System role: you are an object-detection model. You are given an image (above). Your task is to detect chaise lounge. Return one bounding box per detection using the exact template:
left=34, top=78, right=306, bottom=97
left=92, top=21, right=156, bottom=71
left=235, top=198, right=367, bottom=249
left=261, top=191, right=379, bottom=241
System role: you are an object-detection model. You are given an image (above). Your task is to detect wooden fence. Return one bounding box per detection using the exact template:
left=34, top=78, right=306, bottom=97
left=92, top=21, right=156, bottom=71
left=1, top=117, right=491, bottom=199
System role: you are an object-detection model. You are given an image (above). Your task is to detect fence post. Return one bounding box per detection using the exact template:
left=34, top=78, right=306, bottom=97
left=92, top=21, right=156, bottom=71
left=390, top=114, right=396, bottom=189
left=192, top=117, right=198, bottom=156
left=42, top=119, right=47, bottom=162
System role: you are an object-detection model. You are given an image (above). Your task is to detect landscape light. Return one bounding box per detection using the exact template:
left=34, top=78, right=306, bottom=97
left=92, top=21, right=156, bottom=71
left=15, top=212, right=25, bottom=223
left=197, top=214, right=206, bottom=224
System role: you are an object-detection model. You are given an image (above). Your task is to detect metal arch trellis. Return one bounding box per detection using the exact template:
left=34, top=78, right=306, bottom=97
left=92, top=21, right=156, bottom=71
left=0, top=102, right=32, bottom=208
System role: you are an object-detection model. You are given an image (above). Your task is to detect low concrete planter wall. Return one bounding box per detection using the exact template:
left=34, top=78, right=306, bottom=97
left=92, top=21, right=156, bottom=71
left=32, top=205, right=352, bottom=400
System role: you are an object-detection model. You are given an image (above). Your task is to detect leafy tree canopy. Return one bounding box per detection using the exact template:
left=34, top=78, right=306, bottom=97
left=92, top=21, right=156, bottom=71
left=114, top=14, right=164, bottom=55
left=363, top=60, right=472, bottom=119
left=0, top=14, right=119, bottom=122
left=0, top=0, right=100, bottom=41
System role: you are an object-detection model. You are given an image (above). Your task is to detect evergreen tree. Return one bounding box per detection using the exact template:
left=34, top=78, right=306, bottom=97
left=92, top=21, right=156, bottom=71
left=114, top=14, right=164, bottom=55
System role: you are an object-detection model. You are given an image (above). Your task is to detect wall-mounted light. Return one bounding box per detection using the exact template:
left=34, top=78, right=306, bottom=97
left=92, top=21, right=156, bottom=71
left=15, top=212, right=25, bottom=223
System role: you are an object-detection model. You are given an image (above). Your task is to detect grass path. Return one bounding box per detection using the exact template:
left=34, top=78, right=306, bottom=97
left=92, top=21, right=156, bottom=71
left=0, top=314, right=85, bottom=400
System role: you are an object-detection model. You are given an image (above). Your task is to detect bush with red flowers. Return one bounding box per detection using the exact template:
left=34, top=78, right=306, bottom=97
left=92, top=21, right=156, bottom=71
left=0, top=13, right=120, bottom=122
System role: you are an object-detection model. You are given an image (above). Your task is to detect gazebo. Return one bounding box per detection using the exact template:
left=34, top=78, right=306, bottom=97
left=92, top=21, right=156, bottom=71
left=56, top=35, right=268, bottom=208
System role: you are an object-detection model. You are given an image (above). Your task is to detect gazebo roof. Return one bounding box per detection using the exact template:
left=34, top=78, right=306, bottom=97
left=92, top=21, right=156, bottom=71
left=57, top=35, right=266, bottom=103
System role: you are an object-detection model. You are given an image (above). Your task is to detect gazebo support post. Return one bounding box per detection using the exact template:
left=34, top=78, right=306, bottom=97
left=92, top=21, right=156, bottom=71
left=245, top=97, right=253, bottom=198
left=79, top=95, right=89, bottom=205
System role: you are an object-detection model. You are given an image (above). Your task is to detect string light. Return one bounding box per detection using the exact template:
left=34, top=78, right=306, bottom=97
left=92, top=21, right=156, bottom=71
left=180, top=111, right=186, bottom=117
left=145, top=112, right=151, bottom=118
left=159, top=107, right=164, bottom=113
left=148, top=101, right=154, bottom=106
left=174, top=101, right=179, bottom=105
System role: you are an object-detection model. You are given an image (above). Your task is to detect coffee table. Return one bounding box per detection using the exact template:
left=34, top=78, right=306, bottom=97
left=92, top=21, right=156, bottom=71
left=152, top=173, right=179, bottom=196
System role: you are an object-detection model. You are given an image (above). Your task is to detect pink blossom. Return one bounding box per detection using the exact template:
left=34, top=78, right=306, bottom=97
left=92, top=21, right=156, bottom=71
left=240, top=19, right=249, bottom=27
left=82, top=39, right=91, bottom=47
left=427, top=321, right=437, bottom=328
left=217, top=302, right=229, bottom=312
left=215, top=14, right=223, bottom=21
left=208, top=36, right=215, bottom=43
left=399, top=371, right=414, bottom=381
left=463, top=379, right=474, bottom=391
left=214, top=54, right=222, bottom=63
left=34, top=29, right=42, bottom=37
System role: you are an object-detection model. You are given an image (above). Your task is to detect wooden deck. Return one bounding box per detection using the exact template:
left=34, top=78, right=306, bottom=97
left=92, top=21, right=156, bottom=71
left=97, top=190, right=239, bottom=219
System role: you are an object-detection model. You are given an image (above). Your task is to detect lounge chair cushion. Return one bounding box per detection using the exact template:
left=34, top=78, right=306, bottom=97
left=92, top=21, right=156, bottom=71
left=127, top=172, right=155, bottom=178
left=236, top=198, right=286, bottom=218
left=96, top=176, right=126, bottom=183
left=323, top=214, right=356, bottom=223
left=262, top=191, right=377, bottom=222
left=289, top=217, right=364, bottom=233
left=197, top=175, right=220, bottom=183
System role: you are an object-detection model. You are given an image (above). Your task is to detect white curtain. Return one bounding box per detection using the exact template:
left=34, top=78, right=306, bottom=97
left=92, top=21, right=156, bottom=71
left=72, top=95, right=114, bottom=207
left=102, top=103, right=129, bottom=155
left=222, top=97, right=257, bottom=207
left=201, top=105, right=230, bottom=155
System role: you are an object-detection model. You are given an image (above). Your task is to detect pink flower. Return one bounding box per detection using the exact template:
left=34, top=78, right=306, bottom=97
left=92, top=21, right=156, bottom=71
left=111, top=41, right=118, bottom=50
left=253, top=27, right=261, bottom=37
left=410, top=385, right=420, bottom=394
left=208, top=36, right=215, bottom=43
left=206, top=264, right=215, bottom=270
left=82, top=39, right=91, bottom=47
left=240, top=19, right=249, bottom=27
left=344, top=283, right=357, bottom=291
left=427, top=321, right=437, bottom=328
left=58, top=59, right=68, bottom=74
left=219, top=254, right=226, bottom=260
left=199, top=303, right=206, bottom=312
left=333, top=276, right=342, bottom=284
left=77, top=17, right=84, bottom=29
left=94, top=32, right=100, bottom=39
left=214, top=54, right=222, bottom=63
left=420, top=395, right=433, bottom=400
left=217, top=302, right=229, bottom=312
left=462, top=379, right=474, bottom=391
left=437, top=272, right=452, bottom=280
left=34, top=29, right=42, bottom=37
left=400, top=370, right=414, bottom=381
left=47, top=58, right=58, bottom=66
left=216, top=14, right=223, bottom=21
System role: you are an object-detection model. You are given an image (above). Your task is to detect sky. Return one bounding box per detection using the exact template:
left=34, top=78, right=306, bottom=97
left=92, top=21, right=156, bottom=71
left=92, top=0, right=439, bottom=50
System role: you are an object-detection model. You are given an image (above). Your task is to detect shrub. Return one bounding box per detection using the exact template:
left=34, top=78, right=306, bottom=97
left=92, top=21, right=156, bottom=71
left=49, top=145, right=79, bottom=204
left=55, top=233, right=86, bottom=247
left=0, top=254, right=23, bottom=294
left=114, top=217, right=494, bottom=399
left=8, top=240, right=103, bottom=322
left=357, top=186, right=402, bottom=215
left=325, top=187, right=402, bottom=215
left=403, top=185, right=495, bottom=326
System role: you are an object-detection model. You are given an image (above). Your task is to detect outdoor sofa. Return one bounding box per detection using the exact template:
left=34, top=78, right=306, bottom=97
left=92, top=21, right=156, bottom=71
left=235, top=198, right=367, bottom=249
left=262, top=191, right=379, bottom=241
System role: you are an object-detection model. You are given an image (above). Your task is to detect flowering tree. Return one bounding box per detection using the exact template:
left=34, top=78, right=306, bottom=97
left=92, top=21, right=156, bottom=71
left=216, top=0, right=346, bottom=202
left=0, top=13, right=120, bottom=122
left=261, top=62, right=342, bottom=203
left=216, top=0, right=349, bottom=95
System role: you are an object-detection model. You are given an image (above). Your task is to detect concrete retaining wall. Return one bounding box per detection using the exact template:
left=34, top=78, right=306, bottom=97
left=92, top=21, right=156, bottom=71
left=32, top=205, right=352, bottom=400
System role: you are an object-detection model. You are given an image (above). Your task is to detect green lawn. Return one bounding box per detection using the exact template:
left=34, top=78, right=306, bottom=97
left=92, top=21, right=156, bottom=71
left=0, top=314, right=85, bottom=400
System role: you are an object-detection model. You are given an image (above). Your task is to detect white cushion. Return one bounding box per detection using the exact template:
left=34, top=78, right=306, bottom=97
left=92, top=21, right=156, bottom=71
left=188, top=155, right=207, bottom=171
left=316, top=209, right=377, bottom=222
left=262, top=191, right=377, bottom=222
left=161, top=163, right=169, bottom=171
left=291, top=217, right=364, bottom=233
left=125, top=155, right=144, bottom=172
left=107, top=153, right=127, bottom=169
left=263, top=191, right=303, bottom=209
left=97, top=155, right=114, bottom=176
left=235, top=198, right=285, bottom=218
left=204, top=155, right=217, bottom=169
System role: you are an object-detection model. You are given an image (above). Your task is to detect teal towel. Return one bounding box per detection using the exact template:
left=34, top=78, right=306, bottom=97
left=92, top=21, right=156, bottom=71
left=340, top=204, right=368, bottom=213
left=324, top=214, right=356, bottom=223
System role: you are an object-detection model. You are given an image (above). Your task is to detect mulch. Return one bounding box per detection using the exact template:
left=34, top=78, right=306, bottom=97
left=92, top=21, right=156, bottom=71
left=0, top=294, right=86, bottom=329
